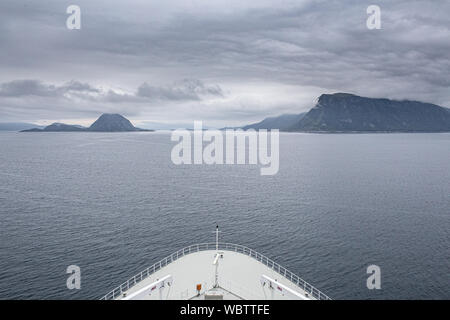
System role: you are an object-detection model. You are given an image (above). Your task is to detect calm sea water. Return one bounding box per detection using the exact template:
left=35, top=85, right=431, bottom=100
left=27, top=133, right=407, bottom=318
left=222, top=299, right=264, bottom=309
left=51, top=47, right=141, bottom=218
left=0, top=132, right=448, bottom=299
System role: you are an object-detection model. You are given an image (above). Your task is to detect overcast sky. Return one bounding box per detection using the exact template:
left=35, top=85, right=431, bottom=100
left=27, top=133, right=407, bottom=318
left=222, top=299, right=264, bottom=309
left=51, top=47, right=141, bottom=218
left=0, top=0, right=449, bottom=127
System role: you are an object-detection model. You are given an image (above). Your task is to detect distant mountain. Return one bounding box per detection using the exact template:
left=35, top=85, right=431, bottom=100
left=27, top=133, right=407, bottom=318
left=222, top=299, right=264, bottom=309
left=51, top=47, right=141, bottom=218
left=88, top=113, right=148, bottom=132
left=242, top=113, right=306, bottom=130
left=21, top=114, right=152, bottom=132
left=0, top=122, right=44, bottom=131
left=42, top=123, right=86, bottom=132
left=289, top=93, right=450, bottom=132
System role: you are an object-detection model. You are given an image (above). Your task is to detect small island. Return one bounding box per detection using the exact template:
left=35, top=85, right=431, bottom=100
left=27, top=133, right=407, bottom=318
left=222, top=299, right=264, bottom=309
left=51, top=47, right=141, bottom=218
left=21, top=113, right=153, bottom=132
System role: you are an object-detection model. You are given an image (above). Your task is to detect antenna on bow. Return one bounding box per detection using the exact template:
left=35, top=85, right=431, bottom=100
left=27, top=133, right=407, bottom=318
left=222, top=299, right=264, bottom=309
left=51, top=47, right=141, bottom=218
left=215, top=225, right=219, bottom=251
left=213, top=225, right=222, bottom=288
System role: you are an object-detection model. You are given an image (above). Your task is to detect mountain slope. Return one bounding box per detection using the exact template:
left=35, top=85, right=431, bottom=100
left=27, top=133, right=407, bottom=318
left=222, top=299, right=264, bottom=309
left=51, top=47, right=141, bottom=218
left=21, top=123, right=86, bottom=132
left=290, top=93, right=450, bottom=132
left=88, top=113, right=144, bottom=132
left=44, top=123, right=86, bottom=131
left=0, top=123, right=44, bottom=131
left=242, top=113, right=306, bottom=130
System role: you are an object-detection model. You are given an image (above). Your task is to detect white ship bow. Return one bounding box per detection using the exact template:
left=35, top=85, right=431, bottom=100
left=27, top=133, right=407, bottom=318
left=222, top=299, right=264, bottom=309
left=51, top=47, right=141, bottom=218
left=101, top=227, right=331, bottom=300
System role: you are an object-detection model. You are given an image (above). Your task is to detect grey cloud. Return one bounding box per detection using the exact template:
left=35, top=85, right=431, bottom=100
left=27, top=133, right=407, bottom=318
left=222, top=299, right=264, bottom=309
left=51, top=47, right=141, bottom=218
left=102, top=90, right=140, bottom=103
left=137, top=79, right=223, bottom=101
left=0, top=78, right=230, bottom=123
left=0, top=80, right=99, bottom=97
left=0, top=78, right=223, bottom=103
left=0, top=0, right=449, bottom=124
left=0, top=80, right=59, bottom=97
left=61, top=80, right=100, bottom=93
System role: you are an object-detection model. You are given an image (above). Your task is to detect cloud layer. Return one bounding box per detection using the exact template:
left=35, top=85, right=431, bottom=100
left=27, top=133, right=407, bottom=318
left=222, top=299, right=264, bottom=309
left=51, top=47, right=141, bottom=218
left=0, top=0, right=449, bottom=126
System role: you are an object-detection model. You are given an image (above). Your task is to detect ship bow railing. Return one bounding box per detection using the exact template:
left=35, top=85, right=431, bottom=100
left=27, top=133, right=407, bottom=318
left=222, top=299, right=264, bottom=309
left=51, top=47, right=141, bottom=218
left=100, top=242, right=331, bottom=300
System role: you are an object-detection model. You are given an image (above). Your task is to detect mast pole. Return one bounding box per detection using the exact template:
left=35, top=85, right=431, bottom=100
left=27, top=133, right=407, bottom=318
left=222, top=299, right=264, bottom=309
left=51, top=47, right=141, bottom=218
left=216, top=225, right=219, bottom=251
left=214, top=225, right=220, bottom=288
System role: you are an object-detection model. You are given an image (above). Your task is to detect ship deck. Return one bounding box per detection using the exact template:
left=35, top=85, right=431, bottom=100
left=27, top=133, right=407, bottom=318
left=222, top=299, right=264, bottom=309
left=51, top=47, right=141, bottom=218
left=101, top=243, right=330, bottom=300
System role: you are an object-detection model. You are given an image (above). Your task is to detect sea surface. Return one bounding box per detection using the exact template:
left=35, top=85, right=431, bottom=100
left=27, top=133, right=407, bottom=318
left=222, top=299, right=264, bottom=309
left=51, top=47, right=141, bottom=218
left=0, top=131, right=448, bottom=299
